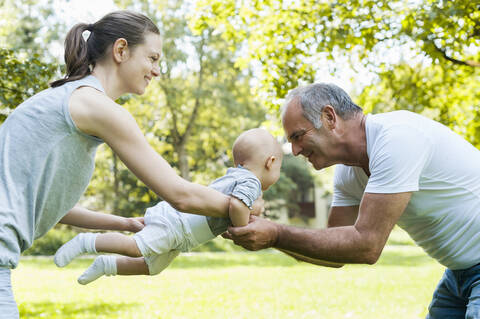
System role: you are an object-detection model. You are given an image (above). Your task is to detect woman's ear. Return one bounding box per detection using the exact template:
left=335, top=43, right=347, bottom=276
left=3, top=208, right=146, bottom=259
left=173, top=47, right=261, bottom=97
left=264, top=156, right=276, bottom=170
left=112, top=38, right=129, bottom=63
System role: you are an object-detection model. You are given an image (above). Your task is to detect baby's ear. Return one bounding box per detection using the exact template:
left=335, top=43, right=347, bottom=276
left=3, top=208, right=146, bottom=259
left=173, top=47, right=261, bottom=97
left=265, top=155, right=276, bottom=169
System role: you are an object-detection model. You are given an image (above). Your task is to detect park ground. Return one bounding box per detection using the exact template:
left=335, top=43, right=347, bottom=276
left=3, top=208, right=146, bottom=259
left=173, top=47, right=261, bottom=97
left=13, top=228, right=443, bottom=319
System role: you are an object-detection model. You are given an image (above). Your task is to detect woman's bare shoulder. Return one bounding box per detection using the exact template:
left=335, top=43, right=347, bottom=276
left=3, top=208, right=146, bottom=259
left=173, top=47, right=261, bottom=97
left=69, top=86, right=131, bottom=136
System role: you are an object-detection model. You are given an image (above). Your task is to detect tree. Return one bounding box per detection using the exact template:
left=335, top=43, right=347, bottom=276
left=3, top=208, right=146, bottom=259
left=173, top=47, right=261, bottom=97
left=85, top=0, right=268, bottom=215
left=0, top=0, right=65, bottom=57
left=0, top=0, right=62, bottom=122
left=0, top=49, right=57, bottom=122
left=192, top=0, right=478, bottom=97
left=191, top=0, right=480, bottom=144
left=264, top=154, right=315, bottom=219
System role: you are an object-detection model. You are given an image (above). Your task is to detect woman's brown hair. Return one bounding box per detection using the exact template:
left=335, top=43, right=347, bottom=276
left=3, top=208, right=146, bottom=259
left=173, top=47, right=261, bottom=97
left=50, top=10, right=159, bottom=87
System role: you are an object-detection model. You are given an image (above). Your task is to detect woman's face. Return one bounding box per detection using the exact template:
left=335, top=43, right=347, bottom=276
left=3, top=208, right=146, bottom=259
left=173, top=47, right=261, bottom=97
left=119, top=32, right=162, bottom=95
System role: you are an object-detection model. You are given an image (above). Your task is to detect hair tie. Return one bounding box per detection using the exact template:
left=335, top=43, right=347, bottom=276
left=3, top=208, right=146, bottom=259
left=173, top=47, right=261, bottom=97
left=82, top=24, right=93, bottom=42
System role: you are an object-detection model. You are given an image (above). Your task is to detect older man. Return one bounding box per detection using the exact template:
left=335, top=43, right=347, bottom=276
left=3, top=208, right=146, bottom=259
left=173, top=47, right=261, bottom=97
left=224, top=83, right=480, bottom=318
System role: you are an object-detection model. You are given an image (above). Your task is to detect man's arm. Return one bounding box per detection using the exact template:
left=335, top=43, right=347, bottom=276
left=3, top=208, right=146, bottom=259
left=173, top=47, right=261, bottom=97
left=274, top=205, right=360, bottom=267
left=226, top=192, right=411, bottom=264
left=59, top=206, right=144, bottom=232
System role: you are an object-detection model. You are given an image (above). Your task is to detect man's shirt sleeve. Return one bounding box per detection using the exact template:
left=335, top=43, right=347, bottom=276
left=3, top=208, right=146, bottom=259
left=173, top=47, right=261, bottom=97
left=365, top=124, right=432, bottom=194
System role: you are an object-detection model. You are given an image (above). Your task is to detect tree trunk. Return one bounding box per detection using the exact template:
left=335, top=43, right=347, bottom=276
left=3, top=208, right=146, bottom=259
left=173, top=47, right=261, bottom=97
left=176, top=142, right=190, bottom=181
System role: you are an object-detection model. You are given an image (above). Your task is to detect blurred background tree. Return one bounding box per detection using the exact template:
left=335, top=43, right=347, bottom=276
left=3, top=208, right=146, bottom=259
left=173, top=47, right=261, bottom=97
left=192, top=0, right=480, bottom=144
left=0, top=0, right=61, bottom=122
left=84, top=0, right=267, bottom=216
left=1, top=0, right=478, bottom=221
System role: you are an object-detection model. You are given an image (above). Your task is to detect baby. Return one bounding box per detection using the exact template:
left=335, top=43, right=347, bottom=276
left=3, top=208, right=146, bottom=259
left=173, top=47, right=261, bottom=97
left=54, top=128, right=283, bottom=284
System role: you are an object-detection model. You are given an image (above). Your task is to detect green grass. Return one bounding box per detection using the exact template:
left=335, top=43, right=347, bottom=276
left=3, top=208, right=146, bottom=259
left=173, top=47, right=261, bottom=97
left=13, top=243, right=443, bottom=319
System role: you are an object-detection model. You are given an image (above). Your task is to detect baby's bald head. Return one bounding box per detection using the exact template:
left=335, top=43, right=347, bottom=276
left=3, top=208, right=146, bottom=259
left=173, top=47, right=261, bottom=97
left=233, top=128, right=283, bottom=167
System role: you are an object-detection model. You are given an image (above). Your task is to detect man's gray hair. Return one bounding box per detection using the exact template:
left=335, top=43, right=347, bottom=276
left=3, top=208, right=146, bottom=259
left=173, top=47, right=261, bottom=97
left=282, top=83, right=362, bottom=129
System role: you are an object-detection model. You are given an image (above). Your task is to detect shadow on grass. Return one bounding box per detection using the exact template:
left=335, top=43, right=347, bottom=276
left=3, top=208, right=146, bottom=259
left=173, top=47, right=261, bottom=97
left=19, top=301, right=138, bottom=318
left=21, top=248, right=435, bottom=271
left=21, top=252, right=300, bottom=270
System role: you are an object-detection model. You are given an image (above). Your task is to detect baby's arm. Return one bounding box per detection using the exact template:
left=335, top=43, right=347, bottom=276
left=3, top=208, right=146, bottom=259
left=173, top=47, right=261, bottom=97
left=229, top=197, right=251, bottom=227
left=59, top=205, right=144, bottom=232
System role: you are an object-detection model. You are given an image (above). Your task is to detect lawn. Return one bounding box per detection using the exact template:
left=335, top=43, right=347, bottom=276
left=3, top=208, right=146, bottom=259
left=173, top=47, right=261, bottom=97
left=13, top=240, right=443, bottom=319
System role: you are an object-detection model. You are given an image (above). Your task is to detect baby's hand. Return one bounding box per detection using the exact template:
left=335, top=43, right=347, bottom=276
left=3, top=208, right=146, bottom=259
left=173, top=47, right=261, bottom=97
left=128, top=217, right=145, bottom=232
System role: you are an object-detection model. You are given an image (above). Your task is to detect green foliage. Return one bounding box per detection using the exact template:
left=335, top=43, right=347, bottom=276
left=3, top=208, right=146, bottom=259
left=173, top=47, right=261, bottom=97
left=84, top=146, right=158, bottom=216
left=357, top=63, right=480, bottom=147
left=0, top=48, right=57, bottom=122
left=22, top=225, right=77, bottom=256
left=191, top=0, right=480, bottom=142
left=0, top=0, right=66, bottom=56
left=0, top=1, right=61, bottom=122
left=86, top=0, right=268, bottom=215
left=264, top=154, right=315, bottom=218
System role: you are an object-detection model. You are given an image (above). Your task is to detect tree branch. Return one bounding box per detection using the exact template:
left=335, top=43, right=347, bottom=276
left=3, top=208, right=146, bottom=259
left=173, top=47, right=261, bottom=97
left=183, top=31, right=209, bottom=144
left=432, top=41, right=480, bottom=67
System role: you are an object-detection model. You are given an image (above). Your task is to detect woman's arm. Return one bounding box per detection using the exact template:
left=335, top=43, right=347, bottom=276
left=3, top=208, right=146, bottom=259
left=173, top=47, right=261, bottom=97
left=69, top=87, right=230, bottom=218
left=59, top=205, right=144, bottom=232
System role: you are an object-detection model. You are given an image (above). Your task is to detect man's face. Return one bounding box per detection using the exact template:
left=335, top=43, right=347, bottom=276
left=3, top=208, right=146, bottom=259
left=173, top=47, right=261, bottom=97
left=282, top=99, right=336, bottom=170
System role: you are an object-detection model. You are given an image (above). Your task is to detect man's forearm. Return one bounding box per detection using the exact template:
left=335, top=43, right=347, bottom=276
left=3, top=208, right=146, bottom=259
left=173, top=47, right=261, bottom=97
left=274, top=224, right=380, bottom=265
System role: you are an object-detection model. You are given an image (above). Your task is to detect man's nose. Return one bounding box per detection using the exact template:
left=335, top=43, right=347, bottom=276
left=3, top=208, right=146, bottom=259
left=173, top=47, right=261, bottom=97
left=291, top=142, right=302, bottom=156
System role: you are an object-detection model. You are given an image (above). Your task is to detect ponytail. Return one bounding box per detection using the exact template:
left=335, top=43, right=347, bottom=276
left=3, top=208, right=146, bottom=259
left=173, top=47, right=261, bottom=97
left=50, top=11, right=160, bottom=88
left=50, top=23, right=91, bottom=87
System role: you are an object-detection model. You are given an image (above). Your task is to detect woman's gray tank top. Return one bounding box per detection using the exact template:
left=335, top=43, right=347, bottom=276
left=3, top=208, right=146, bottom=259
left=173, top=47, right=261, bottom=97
left=0, top=75, right=104, bottom=268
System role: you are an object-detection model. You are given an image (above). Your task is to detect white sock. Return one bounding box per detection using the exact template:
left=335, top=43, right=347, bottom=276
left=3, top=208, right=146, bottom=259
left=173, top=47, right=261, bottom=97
left=54, top=233, right=98, bottom=267
left=78, top=255, right=117, bottom=285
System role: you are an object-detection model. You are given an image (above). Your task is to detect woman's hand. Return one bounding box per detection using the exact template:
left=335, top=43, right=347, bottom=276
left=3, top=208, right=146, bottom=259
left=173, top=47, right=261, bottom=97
left=127, top=217, right=145, bottom=232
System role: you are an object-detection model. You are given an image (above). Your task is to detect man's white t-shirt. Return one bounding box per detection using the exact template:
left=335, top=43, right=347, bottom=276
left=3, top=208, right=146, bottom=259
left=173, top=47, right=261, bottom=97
left=332, top=110, right=480, bottom=270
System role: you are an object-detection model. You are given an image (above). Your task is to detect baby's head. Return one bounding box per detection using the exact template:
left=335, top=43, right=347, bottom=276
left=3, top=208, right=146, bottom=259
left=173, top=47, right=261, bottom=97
left=233, top=128, right=283, bottom=190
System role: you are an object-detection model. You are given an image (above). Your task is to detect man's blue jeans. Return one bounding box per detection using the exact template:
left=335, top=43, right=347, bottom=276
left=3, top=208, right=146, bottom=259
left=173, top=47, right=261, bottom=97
left=427, top=263, right=480, bottom=319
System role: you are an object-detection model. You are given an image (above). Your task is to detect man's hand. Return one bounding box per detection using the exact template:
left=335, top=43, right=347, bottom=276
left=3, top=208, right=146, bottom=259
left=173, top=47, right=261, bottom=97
left=222, top=215, right=280, bottom=251
left=127, top=217, right=145, bottom=233
left=250, top=195, right=265, bottom=216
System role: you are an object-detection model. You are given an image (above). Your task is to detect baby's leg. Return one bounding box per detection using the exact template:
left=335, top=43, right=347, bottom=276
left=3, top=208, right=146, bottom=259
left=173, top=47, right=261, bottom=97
left=55, top=233, right=141, bottom=268
left=117, top=256, right=149, bottom=275
left=78, top=256, right=149, bottom=285
left=95, top=233, right=142, bottom=257
left=54, top=233, right=98, bottom=267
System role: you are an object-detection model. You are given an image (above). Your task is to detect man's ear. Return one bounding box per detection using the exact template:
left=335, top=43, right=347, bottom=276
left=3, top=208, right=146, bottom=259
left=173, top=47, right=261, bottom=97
left=265, top=156, right=276, bottom=169
left=112, top=38, right=129, bottom=63
left=321, top=105, right=337, bottom=130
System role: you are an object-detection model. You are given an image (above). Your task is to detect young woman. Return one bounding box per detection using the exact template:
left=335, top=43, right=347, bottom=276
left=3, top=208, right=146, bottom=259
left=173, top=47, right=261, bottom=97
left=0, top=11, right=250, bottom=317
